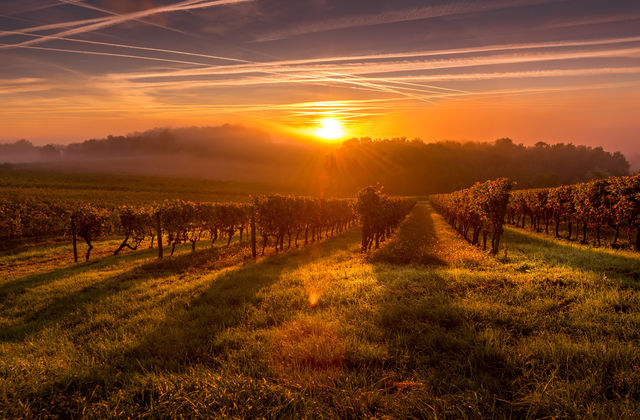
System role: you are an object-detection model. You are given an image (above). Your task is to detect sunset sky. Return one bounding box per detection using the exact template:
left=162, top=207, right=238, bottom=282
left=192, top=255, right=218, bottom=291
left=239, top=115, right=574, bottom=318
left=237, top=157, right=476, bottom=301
left=1, top=0, right=640, bottom=155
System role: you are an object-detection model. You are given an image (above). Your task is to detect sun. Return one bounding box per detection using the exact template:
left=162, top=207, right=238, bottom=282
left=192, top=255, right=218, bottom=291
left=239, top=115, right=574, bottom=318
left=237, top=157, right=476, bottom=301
left=315, top=117, right=344, bottom=141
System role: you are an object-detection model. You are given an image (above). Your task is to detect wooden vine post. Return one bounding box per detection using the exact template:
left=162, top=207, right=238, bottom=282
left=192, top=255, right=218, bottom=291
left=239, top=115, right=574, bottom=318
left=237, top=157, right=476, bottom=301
left=155, top=211, right=163, bottom=259
left=71, top=214, right=78, bottom=263
left=250, top=196, right=257, bottom=258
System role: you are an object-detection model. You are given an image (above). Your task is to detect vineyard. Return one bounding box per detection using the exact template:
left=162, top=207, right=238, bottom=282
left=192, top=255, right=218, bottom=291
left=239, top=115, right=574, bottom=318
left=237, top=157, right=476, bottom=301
left=430, top=178, right=512, bottom=254
left=506, top=174, right=640, bottom=250
left=430, top=174, right=640, bottom=253
left=5, top=169, right=637, bottom=259
left=0, top=169, right=275, bottom=250
left=2, top=0, right=638, bottom=415
left=0, top=182, right=416, bottom=269
left=1, top=170, right=640, bottom=418
left=1, top=195, right=358, bottom=262
left=354, top=185, right=416, bottom=252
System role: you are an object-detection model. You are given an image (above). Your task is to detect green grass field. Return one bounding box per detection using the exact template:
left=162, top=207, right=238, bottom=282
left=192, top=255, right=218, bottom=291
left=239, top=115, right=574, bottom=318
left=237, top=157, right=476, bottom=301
left=1, top=202, right=639, bottom=418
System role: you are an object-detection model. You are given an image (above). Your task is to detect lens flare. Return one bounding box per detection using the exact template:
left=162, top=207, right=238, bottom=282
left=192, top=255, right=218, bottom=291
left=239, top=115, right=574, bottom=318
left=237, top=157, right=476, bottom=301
left=308, top=292, right=320, bottom=307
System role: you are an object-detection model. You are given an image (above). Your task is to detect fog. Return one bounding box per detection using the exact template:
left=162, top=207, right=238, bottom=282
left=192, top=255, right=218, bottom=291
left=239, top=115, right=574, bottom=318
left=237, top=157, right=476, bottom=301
left=0, top=125, right=634, bottom=195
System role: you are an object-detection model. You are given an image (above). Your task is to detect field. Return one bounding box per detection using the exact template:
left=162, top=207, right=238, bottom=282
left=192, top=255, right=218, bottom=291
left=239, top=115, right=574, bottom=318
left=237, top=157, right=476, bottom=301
left=0, top=167, right=290, bottom=205
left=2, top=195, right=639, bottom=418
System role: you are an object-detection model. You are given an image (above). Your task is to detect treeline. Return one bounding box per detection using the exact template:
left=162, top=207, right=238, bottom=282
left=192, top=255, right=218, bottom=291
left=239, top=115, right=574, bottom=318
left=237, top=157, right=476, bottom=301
left=431, top=178, right=512, bottom=254
left=64, top=126, right=287, bottom=160
left=0, top=126, right=309, bottom=164
left=2, top=129, right=632, bottom=196
left=354, top=185, right=416, bottom=252
left=325, top=137, right=630, bottom=195
left=1, top=195, right=356, bottom=261
left=0, top=139, right=61, bottom=161
left=507, top=174, right=640, bottom=250
left=0, top=126, right=323, bottom=186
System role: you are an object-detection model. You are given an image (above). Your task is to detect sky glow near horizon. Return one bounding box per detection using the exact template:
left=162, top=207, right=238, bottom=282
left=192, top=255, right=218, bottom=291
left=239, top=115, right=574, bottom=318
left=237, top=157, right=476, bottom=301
left=1, top=0, right=639, bottom=155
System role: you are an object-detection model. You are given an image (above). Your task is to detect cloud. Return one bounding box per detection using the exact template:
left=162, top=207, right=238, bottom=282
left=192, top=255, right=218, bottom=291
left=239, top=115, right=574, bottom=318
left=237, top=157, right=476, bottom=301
left=383, top=67, right=640, bottom=82
left=0, top=77, right=44, bottom=85
left=2, top=0, right=639, bottom=148
left=0, top=0, right=254, bottom=49
left=542, top=12, right=640, bottom=29
left=57, top=0, right=184, bottom=35
left=113, top=35, right=640, bottom=81
left=255, top=0, right=564, bottom=41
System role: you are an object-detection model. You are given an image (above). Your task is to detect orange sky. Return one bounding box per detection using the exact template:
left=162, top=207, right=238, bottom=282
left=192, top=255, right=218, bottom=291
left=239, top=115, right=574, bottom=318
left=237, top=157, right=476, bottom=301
left=4, top=88, right=637, bottom=153
left=1, top=0, right=640, bottom=155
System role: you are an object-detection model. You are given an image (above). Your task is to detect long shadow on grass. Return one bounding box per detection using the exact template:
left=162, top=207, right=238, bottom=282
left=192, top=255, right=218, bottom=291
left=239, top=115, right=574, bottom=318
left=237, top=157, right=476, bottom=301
left=369, top=203, right=446, bottom=266
left=0, top=243, right=252, bottom=342
left=121, top=230, right=360, bottom=373
left=367, top=204, right=518, bottom=417
left=503, top=228, right=640, bottom=283
left=0, top=245, right=160, bottom=303
left=0, top=236, right=252, bottom=302
left=5, top=231, right=360, bottom=418
left=371, top=266, right=519, bottom=417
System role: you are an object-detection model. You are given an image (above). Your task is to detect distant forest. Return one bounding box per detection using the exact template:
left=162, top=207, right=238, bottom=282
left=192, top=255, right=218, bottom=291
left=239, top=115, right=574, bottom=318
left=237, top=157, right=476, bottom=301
left=0, top=126, right=632, bottom=195
left=0, top=126, right=300, bottom=162
left=324, top=137, right=631, bottom=195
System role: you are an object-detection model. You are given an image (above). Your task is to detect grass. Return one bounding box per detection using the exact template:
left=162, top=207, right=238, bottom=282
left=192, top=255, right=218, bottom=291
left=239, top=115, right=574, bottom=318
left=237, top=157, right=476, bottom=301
left=0, top=167, right=292, bottom=204
left=1, top=202, right=640, bottom=418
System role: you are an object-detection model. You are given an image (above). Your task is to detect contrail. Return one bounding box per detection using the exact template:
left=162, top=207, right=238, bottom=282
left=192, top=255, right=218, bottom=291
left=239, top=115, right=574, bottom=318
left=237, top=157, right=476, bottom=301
left=0, top=0, right=205, bottom=35
left=118, top=45, right=640, bottom=80
left=113, top=35, right=640, bottom=81
left=0, top=31, right=253, bottom=64
left=0, top=33, right=449, bottom=103
left=1, top=0, right=254, bottom=49
left=0, top=43, right=223, bottom=67
left=382, top=67, right=640, bottom=83
left=57, top=0, right=189, bottom=35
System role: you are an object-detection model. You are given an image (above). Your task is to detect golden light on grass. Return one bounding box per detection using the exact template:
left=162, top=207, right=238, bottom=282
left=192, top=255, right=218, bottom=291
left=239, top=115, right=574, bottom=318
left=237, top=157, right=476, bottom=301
left=268, top=317, right=344, bottom=389
left=315, top=117, right=344, bottom=141
left=301, top=264, right=329, bottom=307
